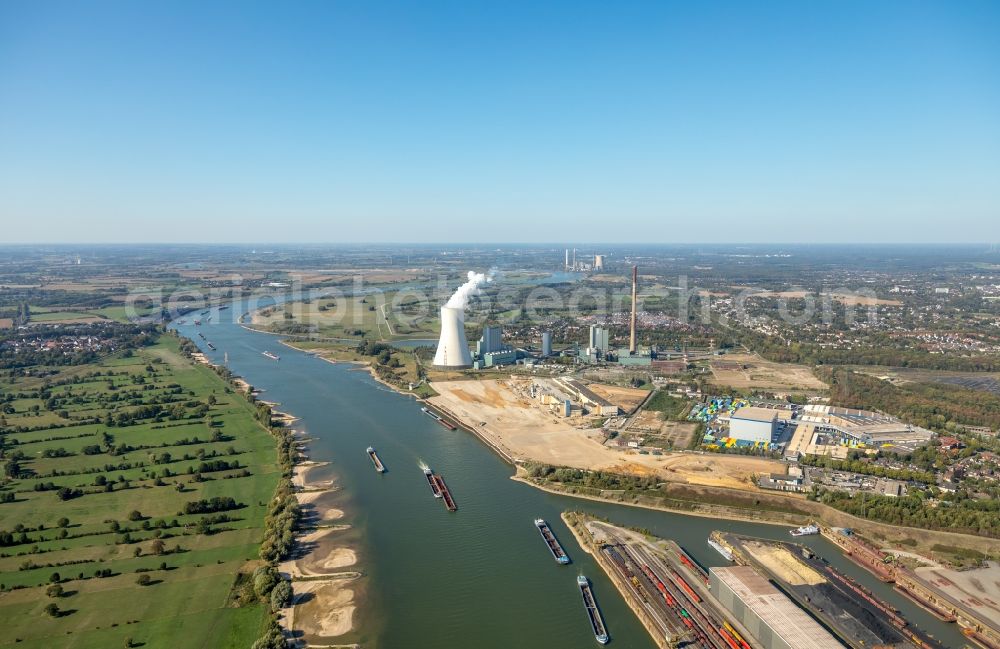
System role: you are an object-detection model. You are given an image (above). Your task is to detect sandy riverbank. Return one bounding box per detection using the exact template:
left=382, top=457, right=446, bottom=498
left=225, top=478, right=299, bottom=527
left=274, top=432, right=363, bottom=646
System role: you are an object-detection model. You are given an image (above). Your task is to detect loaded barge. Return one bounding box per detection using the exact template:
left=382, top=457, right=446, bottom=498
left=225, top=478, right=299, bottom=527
left=423, top=468, right=441, bottom=497
left=433, top=473, right=457, bottom=511
left=421, top=406, right=457, bottom=430
left=367, top=447, right=385, bottom=473
left=578, top=575, right=609, bottom=645
left=535, top=519, right=570, bottom=564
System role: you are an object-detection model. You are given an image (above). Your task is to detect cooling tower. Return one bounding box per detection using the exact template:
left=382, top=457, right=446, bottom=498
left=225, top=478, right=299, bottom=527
left=433, top=306, right=473, bottom=368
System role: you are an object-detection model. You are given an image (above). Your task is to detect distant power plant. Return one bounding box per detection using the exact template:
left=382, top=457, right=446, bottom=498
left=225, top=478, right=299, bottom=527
left=563, top=247, right=606, bottom=272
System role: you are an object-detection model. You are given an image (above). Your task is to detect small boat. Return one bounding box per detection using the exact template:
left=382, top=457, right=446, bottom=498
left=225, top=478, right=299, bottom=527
left=578, top=575, right=609, bottom=645
left=194, top=320, right=201, bottom=326
left=262, top=351, right=280, bottom=361
left=218, top=305, right=229, bottom=311
left=791, top=524, right=820, bottom=537
left=206, top=342, right=216, bottom=351
left=367, top=447, right=385, bottom=473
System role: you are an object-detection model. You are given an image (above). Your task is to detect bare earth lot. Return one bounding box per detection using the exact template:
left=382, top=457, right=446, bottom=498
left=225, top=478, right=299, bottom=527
left=709, top=353, right=828, bottom=392
left=589, top=383, right=649, bottom=412
left=428, top=379, right=780, bottom=489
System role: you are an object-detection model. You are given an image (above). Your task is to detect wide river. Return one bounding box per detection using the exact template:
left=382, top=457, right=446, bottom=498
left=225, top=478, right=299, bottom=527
left=172, top=301, right=965, bottom=649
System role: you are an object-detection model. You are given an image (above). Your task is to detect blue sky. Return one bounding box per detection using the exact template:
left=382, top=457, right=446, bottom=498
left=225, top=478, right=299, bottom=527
left=1, top=0, right=998, bottom=243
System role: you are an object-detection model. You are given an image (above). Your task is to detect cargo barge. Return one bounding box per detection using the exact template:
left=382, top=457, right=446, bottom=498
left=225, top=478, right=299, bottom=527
left=421, top=406, right=457, bottom=430
left=534, top=519, right=570, bottom=564
left=578, top=575, right=609, bottom=644
left=367, top=446, right=385, bottom=473
left=262, top=351, right=280, bottom=361
left=423, top=468, right=441, bottom=497
left=432, top=473, right=457, bottom=511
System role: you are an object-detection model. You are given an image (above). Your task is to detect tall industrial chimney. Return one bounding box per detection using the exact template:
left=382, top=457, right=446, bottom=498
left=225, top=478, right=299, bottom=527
left=433, top=306, right=473, bottom=368
left=629, top=265, right=638, bottom=354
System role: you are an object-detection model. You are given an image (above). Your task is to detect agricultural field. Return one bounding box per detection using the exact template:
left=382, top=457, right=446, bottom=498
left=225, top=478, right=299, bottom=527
left=0, top=336, right=280, bottom=648
left=252, top=292, right=441, bottom=340
left=26, top=305, right=157, bottom=325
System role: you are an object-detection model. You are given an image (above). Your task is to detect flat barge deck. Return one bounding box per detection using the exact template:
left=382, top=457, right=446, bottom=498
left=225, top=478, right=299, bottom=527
left=534, top=519, right=570, bottom=564
left=578, top=575, right=609, bottom=644
left=367, top=446, right=385, bottom=473
left=432, top=473, right=457, bottom=511
left=423, top=468, right=441, bottom=497
left=421, top=406, right=457, bottom=430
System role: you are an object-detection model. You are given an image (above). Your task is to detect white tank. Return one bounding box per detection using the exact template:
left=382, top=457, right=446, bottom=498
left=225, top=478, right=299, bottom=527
left=433, top=306, right=473, bottom=368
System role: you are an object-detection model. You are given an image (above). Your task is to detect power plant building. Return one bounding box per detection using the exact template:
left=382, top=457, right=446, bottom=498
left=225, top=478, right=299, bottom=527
left=594, top=254, right=604, bottom=271
left=588, top=326, right=610, bottom=352
left=477, top=326, right=503, bottom=355
left=541, top=331, right=552, bottom=357
left=709, top=566, right=842, bottom=649
left=433, top=306, right=473, bottom=369
left=474, top=325, right=516, bottom=368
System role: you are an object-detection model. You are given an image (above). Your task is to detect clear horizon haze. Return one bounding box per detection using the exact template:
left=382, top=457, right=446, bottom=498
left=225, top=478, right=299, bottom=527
left=1, top=1, right=998, bottom=244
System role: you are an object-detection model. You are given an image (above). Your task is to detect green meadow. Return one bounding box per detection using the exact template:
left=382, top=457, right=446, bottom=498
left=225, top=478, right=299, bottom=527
left=0, top=336, right=280, bottom=648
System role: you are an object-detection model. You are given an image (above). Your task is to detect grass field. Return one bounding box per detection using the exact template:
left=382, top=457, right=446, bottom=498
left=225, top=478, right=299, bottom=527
left=253, top=292, right=440, bottom=340
left=0, top=335, right=279, bottom=648
left=27, top=305, right=157, bottom=324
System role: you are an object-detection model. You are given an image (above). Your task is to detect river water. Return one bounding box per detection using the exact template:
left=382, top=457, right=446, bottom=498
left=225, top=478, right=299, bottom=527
left=172, top=303, right=965, bottom=649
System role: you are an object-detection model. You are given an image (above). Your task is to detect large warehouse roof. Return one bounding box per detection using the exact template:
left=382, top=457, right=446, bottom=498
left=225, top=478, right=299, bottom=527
left=730, top=406, right=778, bottom=423
left=712, top=567, right=843, bottom=649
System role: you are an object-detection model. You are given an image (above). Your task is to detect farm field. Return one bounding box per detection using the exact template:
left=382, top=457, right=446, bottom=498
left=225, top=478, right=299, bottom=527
left=0, top=335, right=280, bottom=648
left=26, top=305, right=157, bottom=324
left=252, top=292, right=441, bottom=340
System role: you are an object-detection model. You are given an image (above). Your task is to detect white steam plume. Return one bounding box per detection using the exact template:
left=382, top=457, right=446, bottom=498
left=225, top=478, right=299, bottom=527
left=445, top=269, right=496, bottom=310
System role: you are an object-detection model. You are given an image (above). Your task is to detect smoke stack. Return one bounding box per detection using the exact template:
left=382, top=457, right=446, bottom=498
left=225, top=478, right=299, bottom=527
left=629, top=265, right=638, bottom=354
left=433, top=306, right=473, bottom=368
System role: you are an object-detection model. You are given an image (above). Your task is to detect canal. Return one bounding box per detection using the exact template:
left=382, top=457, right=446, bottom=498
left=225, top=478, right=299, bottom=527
left=172, top=303, right=966, bottom=649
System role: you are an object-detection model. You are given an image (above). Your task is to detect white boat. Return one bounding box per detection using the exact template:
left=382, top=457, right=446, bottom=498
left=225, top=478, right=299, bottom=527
left=708, top=538, right=733, bottom=561
left=790, top=524, right=820, bottom=537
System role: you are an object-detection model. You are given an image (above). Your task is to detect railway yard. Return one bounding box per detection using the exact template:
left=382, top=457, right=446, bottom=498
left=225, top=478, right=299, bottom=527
left=566, top=513, right=759, bottom=649
left=565, top=512, right=976, bottom=649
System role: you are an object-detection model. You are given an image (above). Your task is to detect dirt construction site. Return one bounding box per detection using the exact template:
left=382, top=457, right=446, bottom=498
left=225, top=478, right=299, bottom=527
left=427, top=378, right=782, bottom=489
left=708, top=353, right=828, bottom=392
